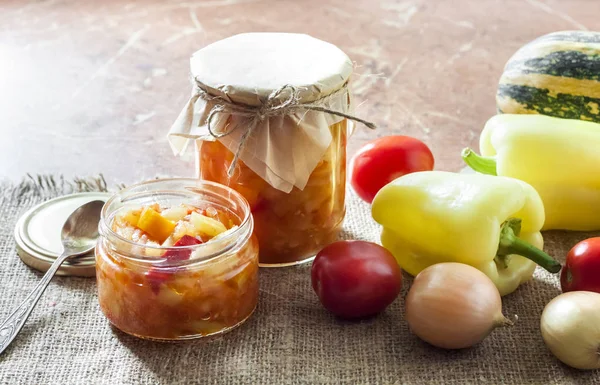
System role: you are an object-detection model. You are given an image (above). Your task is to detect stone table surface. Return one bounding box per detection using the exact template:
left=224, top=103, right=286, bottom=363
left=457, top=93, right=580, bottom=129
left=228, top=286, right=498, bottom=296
left=0, top=0, right=597, bottom=187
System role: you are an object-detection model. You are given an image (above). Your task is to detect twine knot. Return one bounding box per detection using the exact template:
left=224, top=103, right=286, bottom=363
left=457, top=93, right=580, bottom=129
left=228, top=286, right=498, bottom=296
left=195, top=82, right=376, bottom=177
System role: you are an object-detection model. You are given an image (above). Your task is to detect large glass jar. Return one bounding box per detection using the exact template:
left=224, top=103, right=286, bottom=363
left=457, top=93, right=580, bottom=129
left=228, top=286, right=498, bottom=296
left=95, top=179, right=259, bottom=341
left=167, top=32, right=367, bottom=266
left=198, top=120, right=348, bottom=265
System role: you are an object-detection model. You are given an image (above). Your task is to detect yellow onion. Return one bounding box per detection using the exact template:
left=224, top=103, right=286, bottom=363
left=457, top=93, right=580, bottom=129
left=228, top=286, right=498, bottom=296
left=541, top=291, right=600, bottom=370
left=405, top=262, right=512, bottom=349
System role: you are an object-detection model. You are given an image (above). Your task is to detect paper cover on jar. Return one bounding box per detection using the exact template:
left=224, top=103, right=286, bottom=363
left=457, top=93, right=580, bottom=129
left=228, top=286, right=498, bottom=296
left=167, top=32, right=372, bottom=193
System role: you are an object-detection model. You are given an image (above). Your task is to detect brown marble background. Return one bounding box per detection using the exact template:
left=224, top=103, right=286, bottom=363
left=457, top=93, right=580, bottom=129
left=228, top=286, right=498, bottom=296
left=0, top=0, right=598, bottom=186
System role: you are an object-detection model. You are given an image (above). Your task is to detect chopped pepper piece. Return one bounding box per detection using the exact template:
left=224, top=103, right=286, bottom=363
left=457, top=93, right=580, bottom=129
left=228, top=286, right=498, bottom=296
left=190, top=212, right=227, bottom=238
left=122, top=209, right=141, bottom=227
left=146, top=235, right=203, bottom=294
left=371, top=170, right=561, bottom=296
left=137, top=207, right=176, bottom=243
left=163, top=235, right=203, bottom=262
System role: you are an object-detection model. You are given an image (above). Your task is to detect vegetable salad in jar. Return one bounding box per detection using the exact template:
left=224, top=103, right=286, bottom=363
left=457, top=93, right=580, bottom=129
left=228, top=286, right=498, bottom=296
left=95, top=179, right=258, bottom=341
left=198, top=119, right=347, bottom=265
left=168, top=33, right=374, bottom=266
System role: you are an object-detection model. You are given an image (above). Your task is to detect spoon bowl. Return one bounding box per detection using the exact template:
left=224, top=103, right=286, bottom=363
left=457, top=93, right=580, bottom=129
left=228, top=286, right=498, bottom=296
left=60, top=200, right=104, bottom=255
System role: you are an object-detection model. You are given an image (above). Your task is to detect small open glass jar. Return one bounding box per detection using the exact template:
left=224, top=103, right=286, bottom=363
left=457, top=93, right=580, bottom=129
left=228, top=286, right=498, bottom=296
left=168, top=33, right=369, bottom=266
left=95, top=179, right=258, bottom=341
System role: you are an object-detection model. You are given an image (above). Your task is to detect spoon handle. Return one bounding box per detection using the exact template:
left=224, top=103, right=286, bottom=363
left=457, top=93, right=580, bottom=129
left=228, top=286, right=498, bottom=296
left=0, top=251, right=71, bottom=355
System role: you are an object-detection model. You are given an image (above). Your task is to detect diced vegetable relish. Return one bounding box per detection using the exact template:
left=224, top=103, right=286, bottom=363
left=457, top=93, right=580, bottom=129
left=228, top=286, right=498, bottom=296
left=96, top=202, right=258, bottom=340
left=198, top=120, right=347, bottom=265
left=111, top=203, right=235, bottom=247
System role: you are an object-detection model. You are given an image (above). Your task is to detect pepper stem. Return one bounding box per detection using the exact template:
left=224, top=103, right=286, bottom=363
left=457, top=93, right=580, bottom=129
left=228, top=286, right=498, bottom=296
left=496, top=218, right=562, bottom=273
left=461, top=148, right=498, bottom=175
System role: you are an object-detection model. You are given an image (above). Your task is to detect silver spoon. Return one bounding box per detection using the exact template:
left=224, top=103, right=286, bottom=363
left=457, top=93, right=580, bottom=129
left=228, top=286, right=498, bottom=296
left=0, top=199, right=105, bottom=355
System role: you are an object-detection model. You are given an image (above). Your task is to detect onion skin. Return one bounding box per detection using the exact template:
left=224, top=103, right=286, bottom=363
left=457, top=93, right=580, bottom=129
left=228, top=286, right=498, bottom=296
left=405, top=262, right=511, bottom=349
left=541, top=291, right=600, bottom=370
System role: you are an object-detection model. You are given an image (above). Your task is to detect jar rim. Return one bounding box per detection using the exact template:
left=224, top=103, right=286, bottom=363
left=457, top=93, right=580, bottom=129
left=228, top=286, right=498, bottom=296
left=99, top=178, right=252, bottom=262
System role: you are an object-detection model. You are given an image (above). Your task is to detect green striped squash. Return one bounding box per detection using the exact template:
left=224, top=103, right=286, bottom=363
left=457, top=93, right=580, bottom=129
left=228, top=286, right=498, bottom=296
left=496, top=30, right=600, bottom=123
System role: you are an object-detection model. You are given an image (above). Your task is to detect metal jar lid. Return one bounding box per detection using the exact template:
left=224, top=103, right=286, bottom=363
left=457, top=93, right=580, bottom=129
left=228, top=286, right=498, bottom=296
left=14, top=192, right=111, bottom=277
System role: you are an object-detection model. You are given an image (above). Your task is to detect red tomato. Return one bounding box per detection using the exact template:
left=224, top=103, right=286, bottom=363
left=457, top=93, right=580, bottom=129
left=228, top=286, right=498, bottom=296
left=561, top=237, right=600, bottom=293
left=311, top=240, right=402, bottom=319
left=350, top=135, right=434, bottom=203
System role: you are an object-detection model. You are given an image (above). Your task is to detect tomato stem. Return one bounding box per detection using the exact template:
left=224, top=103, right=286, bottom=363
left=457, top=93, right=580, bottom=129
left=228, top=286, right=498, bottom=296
left=496, top=218, right=562, bottom=273
left=461, top=148, right=497, bottom=175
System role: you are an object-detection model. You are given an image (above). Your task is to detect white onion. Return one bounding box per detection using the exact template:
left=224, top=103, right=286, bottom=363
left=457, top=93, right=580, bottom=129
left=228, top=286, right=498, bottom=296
left=540, top=291, right=600, bottom=370
left=405, top=262, right=511, bottom=349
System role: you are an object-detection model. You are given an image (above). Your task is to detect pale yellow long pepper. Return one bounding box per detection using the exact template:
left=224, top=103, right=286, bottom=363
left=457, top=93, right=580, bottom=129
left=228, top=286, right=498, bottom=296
left=463, top=114, right=600, bottom=231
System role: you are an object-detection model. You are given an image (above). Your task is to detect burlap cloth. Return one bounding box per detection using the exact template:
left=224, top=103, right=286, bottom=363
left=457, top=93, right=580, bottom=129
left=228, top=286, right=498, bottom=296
left=0, top=175, right=599, bottom=385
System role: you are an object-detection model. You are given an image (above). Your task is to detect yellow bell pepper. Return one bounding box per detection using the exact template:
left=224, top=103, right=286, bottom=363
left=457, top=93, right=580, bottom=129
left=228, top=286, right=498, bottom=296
left=463, top=114, right=600, bottom=231
left=371, top=171, right=561, bottom=296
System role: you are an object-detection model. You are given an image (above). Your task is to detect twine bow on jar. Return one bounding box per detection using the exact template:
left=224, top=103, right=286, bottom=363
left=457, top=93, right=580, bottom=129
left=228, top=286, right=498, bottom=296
left=194, top=82, right=377, bottom=177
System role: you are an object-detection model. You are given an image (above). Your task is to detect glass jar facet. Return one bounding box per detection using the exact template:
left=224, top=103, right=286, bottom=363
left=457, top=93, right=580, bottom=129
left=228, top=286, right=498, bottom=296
left=198, top=120, right=347, bottom=266
left=95, top=179, right=259, bottom=341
